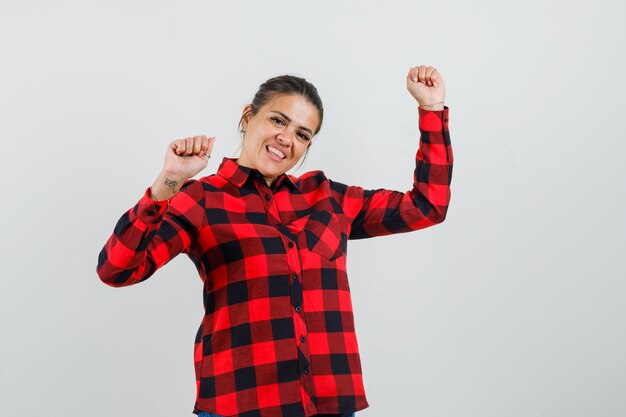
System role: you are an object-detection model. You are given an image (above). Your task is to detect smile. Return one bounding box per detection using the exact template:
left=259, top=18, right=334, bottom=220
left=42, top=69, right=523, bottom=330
left=266, top=145, right=286, bottom=160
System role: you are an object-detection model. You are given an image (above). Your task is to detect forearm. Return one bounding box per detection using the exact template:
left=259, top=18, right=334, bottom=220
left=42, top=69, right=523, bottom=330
left=340, top=106, right=453, bottom=239
left=411, top=106, right=453, bottom=221
left=149, top=171, right=190, bottom=202
left=96, top=180, right=205, bottom=287
left=96, top=189, right=170, bottom=286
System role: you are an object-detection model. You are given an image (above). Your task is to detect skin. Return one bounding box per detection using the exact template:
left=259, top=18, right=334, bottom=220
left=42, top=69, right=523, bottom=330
left=237, top=93, right=320, bottom=186
left=407, top=64, right=446, bottom=109
left=149, top=64, right=445, bottom=201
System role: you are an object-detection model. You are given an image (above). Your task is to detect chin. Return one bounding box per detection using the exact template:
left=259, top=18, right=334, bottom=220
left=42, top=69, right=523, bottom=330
left=264, top=168, right=286, bottom=179
left=261, top=160, right=291, bottom=176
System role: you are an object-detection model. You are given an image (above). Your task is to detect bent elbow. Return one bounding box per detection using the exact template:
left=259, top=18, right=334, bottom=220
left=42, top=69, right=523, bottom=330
left=96, top=250, right=146, bottom=288
left=96, top=264, right=128, bottom=288
left=427, top=202, right=450, bottom=226
left=96, top=266, right=148, bottom=288
left=96, top=249, right=121, bottom=287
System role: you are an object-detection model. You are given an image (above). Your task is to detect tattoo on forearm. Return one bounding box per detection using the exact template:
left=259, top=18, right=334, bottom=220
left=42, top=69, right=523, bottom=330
left=164, top=177, right=178, bottom=194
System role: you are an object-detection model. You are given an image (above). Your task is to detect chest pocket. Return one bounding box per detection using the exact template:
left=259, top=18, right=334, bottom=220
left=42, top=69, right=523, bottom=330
left=303, top=209, right=343, bottom=261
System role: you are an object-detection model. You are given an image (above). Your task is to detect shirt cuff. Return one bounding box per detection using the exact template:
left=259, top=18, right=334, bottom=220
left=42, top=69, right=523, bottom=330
left=418, top=105, right=449, bottom=132
left=134, top=187, right=170, bottom=222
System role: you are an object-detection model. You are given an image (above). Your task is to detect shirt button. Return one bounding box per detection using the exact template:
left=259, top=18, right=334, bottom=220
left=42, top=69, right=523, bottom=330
left=264, top=194, right=271, bottom=201
left=293, top=273, right=298, bottom=280
left=304, top=367, right=309, bottom=374
left=295, top=306, right=302, bottom=312
left=288, top=242, right=294, bottom=248
left=300, top=336, right=306, bottom=342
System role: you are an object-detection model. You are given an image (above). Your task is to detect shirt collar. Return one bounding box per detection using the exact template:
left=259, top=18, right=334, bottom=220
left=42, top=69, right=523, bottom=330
left=216, top=157, right=300, bottom=191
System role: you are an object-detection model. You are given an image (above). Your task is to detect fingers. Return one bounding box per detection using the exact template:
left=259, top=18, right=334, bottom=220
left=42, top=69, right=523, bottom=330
left=408, top=65, right=441, bottom=87
left=205, top=136, right=216, bottom=155
left=200, top=137, right=216, bottom=160
left=192, top=136, right=202, bottom=155
left=170, top=135, right=216, bottom=157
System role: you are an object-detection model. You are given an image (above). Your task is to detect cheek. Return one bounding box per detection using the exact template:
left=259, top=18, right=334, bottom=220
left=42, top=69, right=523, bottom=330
left=255, top=125, right=276, bottom=143
left=245, top=126, right=269, bottom=149
left=294, top=144, right=309, bottom=159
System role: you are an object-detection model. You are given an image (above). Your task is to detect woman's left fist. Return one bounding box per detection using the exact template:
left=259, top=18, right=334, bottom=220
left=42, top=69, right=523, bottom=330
left=407, top=65, right=446, bottom=109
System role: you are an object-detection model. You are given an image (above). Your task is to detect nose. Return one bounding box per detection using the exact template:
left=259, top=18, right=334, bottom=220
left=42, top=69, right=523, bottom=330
left=277, top=127, right=297, bottom=144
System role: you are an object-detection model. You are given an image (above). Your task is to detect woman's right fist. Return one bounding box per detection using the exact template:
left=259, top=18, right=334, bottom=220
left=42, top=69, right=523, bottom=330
left=163, top=135, right=216, bottom=180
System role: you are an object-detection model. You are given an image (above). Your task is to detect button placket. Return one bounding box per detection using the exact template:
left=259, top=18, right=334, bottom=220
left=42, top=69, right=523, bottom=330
left=264, top=185, right=314, bottom=395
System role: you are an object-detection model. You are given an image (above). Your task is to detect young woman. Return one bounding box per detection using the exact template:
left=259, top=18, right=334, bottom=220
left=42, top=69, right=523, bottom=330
left=97, top=65, right=453, bottom=417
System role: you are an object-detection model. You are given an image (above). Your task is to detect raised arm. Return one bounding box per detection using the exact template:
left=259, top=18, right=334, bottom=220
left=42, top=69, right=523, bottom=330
left=330, top=65, right=453, bottom=239
left=96, top=135, right=216, bottom=287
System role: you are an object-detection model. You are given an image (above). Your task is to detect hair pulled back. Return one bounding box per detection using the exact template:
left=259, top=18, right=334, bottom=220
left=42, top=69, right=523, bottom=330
left=237, top=75, right=323, bottom=170
left=238, top=75, right=324, bottom=137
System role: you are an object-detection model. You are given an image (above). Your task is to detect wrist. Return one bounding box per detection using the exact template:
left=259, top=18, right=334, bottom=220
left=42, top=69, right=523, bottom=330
left=148, top=186, right=168, bottom=202
left=418, top=101, right=445, bottom=111
left=150, top=171, right=188, bottom=201
left=160, top=169, right=188, bottom=183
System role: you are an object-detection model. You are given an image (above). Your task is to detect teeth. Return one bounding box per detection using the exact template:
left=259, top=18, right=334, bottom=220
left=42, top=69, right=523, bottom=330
left=267, top=145, right=285, bottom=159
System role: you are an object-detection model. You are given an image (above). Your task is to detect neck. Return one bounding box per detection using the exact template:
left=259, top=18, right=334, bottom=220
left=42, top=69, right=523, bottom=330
left=264, top=177, right=275, bottom=187
left=235, top=158, right=277, bottom=187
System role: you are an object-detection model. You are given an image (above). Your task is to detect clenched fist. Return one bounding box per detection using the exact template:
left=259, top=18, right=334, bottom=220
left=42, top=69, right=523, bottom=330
left=164, top=135, right=216, bottom=180
left=149, top=135, right=216, bottom=201
left=407, top=65, right=446, bottom=110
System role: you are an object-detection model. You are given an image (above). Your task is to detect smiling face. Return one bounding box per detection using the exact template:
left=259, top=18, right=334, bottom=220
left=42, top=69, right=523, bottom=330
left=237, top=94, right=321, bottom=186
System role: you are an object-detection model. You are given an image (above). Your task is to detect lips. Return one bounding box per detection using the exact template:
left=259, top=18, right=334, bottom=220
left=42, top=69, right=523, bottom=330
left=266, top=144, right=286, bottom=160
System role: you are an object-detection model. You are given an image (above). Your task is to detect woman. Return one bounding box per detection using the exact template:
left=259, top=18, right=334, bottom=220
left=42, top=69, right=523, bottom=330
left=97, top=65, right=453, bottom=417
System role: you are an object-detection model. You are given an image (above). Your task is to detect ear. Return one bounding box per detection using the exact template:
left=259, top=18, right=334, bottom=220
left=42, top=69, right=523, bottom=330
left=241, top=104, right=253, bottom=128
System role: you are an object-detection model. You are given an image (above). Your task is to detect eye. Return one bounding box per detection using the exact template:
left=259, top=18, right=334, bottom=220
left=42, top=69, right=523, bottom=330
left=297, top=132, right=311, bottom=141
left=271, top=116, right=285, bottom=125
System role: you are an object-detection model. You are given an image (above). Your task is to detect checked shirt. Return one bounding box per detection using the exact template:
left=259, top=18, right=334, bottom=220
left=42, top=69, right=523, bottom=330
left=96, top=107, right=453, bottom=417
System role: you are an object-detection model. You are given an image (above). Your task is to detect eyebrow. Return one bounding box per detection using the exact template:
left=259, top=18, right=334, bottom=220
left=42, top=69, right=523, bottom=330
left=270, top=111, right=314, bottom=136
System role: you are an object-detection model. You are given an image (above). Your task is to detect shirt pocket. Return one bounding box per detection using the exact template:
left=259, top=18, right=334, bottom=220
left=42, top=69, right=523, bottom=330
left=303, top=209, right=343, bottom=261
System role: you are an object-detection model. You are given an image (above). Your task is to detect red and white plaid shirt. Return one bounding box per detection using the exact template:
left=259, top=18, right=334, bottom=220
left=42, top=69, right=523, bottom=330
left=97, top=107, right=453, bottom=417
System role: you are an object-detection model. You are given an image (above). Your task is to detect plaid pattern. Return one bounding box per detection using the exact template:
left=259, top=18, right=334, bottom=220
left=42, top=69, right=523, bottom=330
left=197, top=413, right=355, bottom=417
left=97, top=107, right=452, bottom=417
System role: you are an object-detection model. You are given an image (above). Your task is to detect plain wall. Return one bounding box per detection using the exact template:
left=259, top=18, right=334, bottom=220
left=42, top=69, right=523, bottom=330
left=1, top=0, right=625, bottom=416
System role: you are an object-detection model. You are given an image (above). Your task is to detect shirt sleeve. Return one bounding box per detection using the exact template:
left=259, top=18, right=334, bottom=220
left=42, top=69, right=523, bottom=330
left=329, top=106, right=453, bottom=239
left=96, top=179, right=206, bottom=287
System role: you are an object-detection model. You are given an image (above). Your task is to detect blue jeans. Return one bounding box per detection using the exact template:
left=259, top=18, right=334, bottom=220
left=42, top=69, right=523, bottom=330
left=198, top=413, right=355, bottom=417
